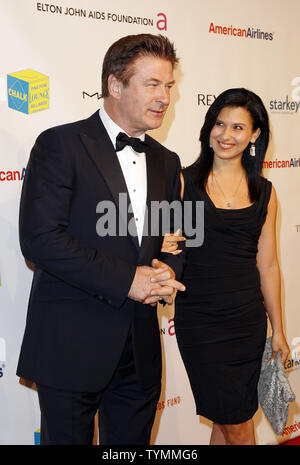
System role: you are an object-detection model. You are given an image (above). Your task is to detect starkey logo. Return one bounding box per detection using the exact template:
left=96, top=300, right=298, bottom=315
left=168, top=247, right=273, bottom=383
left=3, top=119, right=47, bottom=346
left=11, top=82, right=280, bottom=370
left=209, top=21, right=274, bottom=40
left=269, top=77, right=300, bottom=115
left=285, top=337, right=300, bottom=372
left=7, top=69, right=49, bottom=114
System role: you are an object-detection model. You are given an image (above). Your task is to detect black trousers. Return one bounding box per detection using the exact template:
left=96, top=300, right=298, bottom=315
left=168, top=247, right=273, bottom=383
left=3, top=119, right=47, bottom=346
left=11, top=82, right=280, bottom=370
left=36, top=332, right=161, bottom=445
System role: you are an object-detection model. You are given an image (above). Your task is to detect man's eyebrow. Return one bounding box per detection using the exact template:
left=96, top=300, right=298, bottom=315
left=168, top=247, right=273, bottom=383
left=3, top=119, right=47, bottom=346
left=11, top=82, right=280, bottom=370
left=145, top=78, right=176, bottom=85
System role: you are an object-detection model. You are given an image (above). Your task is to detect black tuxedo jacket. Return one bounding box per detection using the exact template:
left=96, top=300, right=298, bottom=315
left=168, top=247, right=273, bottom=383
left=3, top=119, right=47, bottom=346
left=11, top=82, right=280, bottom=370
left=17, top=110, right=184, bottom=392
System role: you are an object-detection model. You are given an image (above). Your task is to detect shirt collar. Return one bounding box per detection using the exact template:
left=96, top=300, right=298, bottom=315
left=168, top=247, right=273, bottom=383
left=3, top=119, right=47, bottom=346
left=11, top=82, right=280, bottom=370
left=99, top=106, right=145, bottom=151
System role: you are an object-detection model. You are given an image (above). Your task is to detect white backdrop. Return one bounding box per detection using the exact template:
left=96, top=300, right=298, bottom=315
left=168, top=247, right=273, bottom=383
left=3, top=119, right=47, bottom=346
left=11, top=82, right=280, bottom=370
left=0, top=0, right=299, bottom=445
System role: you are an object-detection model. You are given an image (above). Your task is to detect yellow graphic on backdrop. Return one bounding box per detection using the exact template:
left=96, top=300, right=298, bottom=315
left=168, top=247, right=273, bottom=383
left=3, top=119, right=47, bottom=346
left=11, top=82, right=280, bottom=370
left=7, top=69, right=49, bottom=114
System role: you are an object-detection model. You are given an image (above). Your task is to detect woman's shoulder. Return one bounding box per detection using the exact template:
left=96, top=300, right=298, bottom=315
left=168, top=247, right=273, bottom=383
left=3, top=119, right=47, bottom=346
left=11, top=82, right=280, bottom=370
left=259, top=176, right=273, bottom=205
left=182, top=163, right=198, bottom=183
left=259, top=176, right=273, bottom=192
left=260, top=176, right=272, bottom=187
left=181, top=163, right=203, bottom=200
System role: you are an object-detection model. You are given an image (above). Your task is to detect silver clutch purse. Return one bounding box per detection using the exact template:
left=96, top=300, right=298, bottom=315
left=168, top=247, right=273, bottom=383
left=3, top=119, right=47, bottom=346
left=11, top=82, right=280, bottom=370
left=258, top=337, right=295, bottom=435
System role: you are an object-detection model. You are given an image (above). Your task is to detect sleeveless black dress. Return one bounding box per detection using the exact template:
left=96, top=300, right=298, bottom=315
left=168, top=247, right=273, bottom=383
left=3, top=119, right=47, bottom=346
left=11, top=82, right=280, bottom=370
left=175, top=165, right=272, bottom=425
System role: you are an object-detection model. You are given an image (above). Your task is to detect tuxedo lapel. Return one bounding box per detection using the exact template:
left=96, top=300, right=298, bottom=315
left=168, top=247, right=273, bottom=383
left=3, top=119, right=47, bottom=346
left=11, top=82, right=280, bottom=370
left=79, top=112, right=139, bottom=250
left=139, top=137, right=166, bottom=261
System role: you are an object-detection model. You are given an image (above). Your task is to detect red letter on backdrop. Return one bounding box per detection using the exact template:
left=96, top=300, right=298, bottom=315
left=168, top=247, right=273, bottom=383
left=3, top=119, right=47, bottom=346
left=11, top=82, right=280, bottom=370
left=209, top=22, right=215, bottom=33
left=157, top=12, right=167, bottom=31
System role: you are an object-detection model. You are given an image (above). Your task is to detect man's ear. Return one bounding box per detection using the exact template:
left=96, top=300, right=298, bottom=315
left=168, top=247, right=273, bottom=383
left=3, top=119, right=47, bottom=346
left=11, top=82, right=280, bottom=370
left=107, top=74, right=122, bottom=99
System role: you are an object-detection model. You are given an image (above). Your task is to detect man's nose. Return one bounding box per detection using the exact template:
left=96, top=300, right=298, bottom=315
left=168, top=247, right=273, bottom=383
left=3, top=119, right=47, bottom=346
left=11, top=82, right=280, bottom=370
left=157, top=86, right=170, bottom=105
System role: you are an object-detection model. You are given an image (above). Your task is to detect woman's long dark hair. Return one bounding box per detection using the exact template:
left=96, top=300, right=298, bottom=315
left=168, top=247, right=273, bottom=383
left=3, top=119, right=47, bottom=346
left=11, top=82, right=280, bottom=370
left=191, top=88, right=270, bottom=202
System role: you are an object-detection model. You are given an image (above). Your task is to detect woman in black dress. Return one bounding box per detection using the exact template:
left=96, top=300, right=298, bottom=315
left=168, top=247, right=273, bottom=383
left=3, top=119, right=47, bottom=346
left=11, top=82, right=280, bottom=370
left=169, top=88, right=289, bottom=445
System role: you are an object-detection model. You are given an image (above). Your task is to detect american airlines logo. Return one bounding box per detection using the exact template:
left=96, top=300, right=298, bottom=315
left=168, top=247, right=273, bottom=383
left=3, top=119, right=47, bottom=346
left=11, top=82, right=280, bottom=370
left=209, top=21, right=274, bottom=40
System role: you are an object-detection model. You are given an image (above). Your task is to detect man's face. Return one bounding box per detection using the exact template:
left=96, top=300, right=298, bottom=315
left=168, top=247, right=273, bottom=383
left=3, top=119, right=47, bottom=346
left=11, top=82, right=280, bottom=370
left=115, top=55, right=175, bottom=137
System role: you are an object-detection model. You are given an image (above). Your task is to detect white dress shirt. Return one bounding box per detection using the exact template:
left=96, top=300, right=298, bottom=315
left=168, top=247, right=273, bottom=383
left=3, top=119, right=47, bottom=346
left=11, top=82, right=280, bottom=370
left=99, top=106, right=147, bottom=245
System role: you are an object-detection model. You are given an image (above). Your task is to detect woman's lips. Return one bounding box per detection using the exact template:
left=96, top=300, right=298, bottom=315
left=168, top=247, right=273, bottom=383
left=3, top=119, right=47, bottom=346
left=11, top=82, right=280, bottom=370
left=218, top=141, right=234, bottom=150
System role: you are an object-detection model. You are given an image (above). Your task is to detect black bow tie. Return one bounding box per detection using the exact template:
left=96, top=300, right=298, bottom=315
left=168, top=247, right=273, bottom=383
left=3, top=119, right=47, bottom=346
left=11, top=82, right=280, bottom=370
left=115, top=132, right=148, bottom=153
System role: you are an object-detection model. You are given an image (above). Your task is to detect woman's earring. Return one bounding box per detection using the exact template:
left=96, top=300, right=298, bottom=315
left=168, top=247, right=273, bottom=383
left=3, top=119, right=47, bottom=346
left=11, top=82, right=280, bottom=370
left=250, top=143, right=256, bottom=157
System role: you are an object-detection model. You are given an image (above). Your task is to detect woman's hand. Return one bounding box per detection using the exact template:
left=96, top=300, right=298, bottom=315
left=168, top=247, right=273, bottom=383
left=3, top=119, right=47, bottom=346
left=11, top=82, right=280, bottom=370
left=161, top=229, right=185, bottom=255
left=271, top=331, right=290, bottom=365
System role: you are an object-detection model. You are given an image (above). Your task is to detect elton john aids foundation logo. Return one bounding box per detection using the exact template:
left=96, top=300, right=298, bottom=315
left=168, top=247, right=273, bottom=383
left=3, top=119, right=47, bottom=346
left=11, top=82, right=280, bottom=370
left=7, top=69, right=49, bottom=114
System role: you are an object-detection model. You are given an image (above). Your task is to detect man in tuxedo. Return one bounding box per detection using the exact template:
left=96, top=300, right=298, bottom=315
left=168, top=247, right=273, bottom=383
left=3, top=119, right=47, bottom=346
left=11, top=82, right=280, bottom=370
left=17, top=34, right=185, bottom=445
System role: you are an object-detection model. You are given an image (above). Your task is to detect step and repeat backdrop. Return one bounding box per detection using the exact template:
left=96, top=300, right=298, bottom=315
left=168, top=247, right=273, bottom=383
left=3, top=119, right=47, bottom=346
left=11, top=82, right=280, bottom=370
left=0, top=0, right=299, bottom=445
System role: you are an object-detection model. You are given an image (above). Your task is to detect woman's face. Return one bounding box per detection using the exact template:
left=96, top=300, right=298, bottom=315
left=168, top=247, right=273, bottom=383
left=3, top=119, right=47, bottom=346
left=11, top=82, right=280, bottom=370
left=209, top=106, right=260, bottom=162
